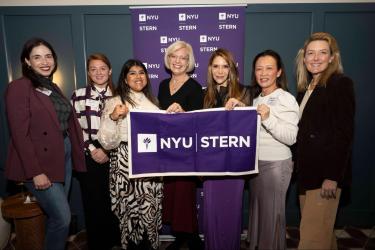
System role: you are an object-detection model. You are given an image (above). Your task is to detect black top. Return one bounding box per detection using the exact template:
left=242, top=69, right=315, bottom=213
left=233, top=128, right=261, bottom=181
left=215, top=86, right=229, bottom=108
left=295, top=73, right=355, bottom=191
left=211, top=85, right=252, bottom=108
left=158, top=77, right=204, bottom=111
left=38, top=76, right=71, bottom=132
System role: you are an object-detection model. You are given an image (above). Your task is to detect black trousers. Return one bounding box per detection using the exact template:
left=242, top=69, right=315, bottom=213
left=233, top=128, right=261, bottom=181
left=79, top=152, right=121, bottom=250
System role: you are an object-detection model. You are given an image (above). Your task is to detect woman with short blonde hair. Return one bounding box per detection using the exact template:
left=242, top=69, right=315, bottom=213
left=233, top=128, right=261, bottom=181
left=164, top=40, right=196, bottom=73
left=158, top=40, right=204, bottom=250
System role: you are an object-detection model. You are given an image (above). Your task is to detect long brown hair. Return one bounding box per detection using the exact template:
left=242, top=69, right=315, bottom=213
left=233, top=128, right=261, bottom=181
left=295, top=32, right=343, bottom=92
left=204, top=48, right=242, bottom=108
left=87, top=53, right=114, bottom=94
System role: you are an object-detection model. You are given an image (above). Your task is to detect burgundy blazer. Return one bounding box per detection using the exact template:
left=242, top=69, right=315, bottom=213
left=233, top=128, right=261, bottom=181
left=295, top=73, right=355, bottom=190
left=5, top=77, right=86, bottom=182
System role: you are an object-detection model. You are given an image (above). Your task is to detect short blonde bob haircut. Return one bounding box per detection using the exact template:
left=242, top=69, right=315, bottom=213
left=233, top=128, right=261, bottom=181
left=164, top=40, right=196, bottom=73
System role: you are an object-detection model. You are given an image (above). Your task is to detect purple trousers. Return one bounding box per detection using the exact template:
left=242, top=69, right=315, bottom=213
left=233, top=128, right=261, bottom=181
left=203, top=178, right=244, bottom=250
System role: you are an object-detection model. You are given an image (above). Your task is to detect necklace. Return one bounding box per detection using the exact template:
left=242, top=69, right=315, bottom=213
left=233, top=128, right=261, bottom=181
left=170, top=76, right=188, bottom=93
left=170, top=79, right=180, bottom=91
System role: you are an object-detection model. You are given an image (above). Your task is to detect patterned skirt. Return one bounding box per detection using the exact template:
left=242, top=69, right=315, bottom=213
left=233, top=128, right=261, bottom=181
left=109, top=142, right=163, bottom=249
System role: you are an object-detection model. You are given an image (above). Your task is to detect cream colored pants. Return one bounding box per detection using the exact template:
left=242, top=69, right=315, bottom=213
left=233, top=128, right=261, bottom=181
left=298, top=188, right=341, bottom=250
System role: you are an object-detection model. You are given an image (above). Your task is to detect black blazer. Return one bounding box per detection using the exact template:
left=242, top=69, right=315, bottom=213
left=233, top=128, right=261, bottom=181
left=295, top=73, right=355, bottom=190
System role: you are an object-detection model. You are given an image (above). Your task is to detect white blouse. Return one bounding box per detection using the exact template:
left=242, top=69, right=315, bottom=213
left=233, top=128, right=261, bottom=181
left=98, top=91, right=159, bottom=150
left=299, top=88, right=313, bottom=120
left=253, top=88, right=299, bottom=161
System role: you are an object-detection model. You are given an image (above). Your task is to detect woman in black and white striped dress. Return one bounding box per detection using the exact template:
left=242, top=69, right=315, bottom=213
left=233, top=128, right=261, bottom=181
left=98, top=59, right=163, bottom=250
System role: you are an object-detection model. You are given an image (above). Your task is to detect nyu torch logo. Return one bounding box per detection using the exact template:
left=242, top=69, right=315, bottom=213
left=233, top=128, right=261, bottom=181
left=143, top=137, right=151, bottom=149
left=137, top=134, right=157, bottom=153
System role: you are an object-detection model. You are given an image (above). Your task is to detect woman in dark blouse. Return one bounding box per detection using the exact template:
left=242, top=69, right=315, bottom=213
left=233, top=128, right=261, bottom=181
left=158, top=40, right=204, bottom=250
left=203, top=48, right=251, bottom=250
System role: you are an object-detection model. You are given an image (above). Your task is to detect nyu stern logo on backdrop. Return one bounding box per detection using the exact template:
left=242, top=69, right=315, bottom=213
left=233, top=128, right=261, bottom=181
left=218, top=12, right=240, bottom=30
left=200, top=35, right=207, bottom=43
left=143, top=62, right=160, bottom=69
left=218, top=12, right=240, bottom=20
left=200, top=35, right=220, bottom=43
left=178, top=13, right=199, bottom=21
left=199, top=35, right=220, bottom=52
left=178, top=13, right=199, bottom=31
left=199, top=34, right=220, bottom=53
left=139, top=14, right=146, bottom=22
left=160, top=36, right=181, bottom=44
left=138, top=14, right=159, bottom=31
left=139, top=14, right=159, bottom=22
left=142, top=63, right=159, bottom=79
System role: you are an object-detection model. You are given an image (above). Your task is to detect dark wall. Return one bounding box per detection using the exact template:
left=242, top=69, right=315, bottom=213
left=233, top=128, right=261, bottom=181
left=243, top=4, right=375, bottom=227
left=1, top=3, right=374, bottom=228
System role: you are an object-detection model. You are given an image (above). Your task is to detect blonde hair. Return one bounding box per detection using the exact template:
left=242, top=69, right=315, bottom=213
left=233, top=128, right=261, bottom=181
left=295, top=32, right=344, bottom=92
left=164, top=40, right=196, bottom=73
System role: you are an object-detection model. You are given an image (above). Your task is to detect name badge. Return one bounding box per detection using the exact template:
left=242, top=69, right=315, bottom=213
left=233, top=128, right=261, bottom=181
left=36, top=87, right=52, bottom=96
left=267, top=97, right=278, bottom=106
left=86, top=99, right=99, bottom=110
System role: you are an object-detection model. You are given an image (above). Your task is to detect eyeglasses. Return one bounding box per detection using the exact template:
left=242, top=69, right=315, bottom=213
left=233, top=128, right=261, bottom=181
left=169, top=54, right=189, bottom=62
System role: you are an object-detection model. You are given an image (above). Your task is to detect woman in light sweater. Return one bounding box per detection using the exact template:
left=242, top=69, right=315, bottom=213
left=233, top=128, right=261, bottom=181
left=98, top=59, right=163, bottom=250
left=247, top=50, right=299, bottom=250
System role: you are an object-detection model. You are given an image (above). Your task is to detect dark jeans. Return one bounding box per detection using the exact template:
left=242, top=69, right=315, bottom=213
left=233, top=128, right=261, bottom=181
left=25, top=136, right=72, bottom=250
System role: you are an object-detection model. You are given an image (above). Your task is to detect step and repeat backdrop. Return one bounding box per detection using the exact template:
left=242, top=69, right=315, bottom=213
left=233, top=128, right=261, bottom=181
left=130, top=5, right=247, bottom=233
left=130, top=5, right=246, bottom=93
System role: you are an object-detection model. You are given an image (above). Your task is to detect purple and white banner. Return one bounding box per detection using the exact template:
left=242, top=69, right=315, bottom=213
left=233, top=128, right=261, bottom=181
left=130, top=5, right=246, bottom=94
left=128, top=108, right=259, bottom=178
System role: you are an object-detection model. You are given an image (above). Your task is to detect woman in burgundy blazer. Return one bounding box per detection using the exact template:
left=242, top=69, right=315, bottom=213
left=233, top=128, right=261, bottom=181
left=295, top=32, right=355, bottom=249
left=5, top=38, right=85, bottom=250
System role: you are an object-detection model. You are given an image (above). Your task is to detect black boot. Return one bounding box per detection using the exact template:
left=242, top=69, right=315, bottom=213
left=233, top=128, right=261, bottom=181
left=187, top=233, right=204, bottom=250
left=166, top=233, right=185, bottom=250
left=127, top=240, right=138, bottom=250
left=138, top=235, right=152, bottom=250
